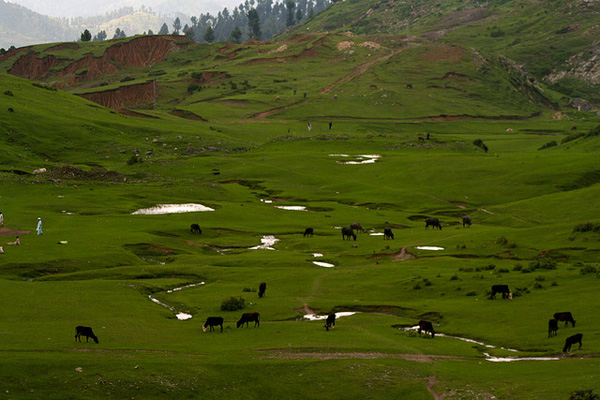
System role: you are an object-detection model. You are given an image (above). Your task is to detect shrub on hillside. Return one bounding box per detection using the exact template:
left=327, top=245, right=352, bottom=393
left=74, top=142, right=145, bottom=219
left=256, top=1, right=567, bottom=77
left=473, top=139, right=488, bottom=153
left=569, top=389, right=600, bottom=400
left=562, top=131, right=585, bottom=143
left=573, top=222, right=600, bottom=233
left=587, top=125, right=600, bottom=137
left=538, top=141, right=557, bottom=150
left=221, top=296, right=245, bottom=311
left=529, top=258, right=556, bottom=270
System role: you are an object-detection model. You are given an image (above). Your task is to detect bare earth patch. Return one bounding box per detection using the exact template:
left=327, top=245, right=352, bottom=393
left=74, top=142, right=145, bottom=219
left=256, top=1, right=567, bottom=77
left=257, top=349, right=463, bottom=363
left=0, top=227, right=32, bottom=237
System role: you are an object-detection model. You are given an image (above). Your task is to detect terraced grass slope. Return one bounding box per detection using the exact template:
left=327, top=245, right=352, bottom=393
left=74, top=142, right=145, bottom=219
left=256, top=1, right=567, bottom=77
left=1, top=1, right=600, bottom=399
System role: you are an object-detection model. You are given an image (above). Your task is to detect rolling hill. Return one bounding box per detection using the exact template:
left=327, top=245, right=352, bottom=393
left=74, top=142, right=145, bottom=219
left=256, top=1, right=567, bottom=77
left=1, top=0, right=600, bottom=399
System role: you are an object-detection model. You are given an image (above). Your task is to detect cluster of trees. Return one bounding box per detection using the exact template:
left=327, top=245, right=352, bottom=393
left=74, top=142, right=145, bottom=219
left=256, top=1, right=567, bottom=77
left=79, top=0, right=331, bottom=45
left=171, top=0, right=331, bottom=44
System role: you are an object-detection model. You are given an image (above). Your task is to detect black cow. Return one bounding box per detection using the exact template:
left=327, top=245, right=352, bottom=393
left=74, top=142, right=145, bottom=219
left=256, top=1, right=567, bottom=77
left=462, top=216, right=472, bottom=228
left=548, top=319, right=558, bottom=337
left=303, top=228, right=313, bottom=237
left=75, top=326, right=99, bottom=343
left=237, top=312, right=260, bottom=328
left=350, top=223, right=365, bottom=232
left=490, top=285, right=511, bottom=300
left=324, top=313, right=336, bottom=331
left=341, top=227, right=357, bottom=241
left=418, top=320, right=435, bottom=338
left=258, top=282, right=266, bottom=298
left=190, top=224, right=202, bottom=234
left=554, top=312, right=576, bottom=327
left=383, top=227, right=394, bottom=240
left=425, top=218, right=442, bottom=230
left=202, top=317, right=224, bottom=333
left=563, top=333, right=583, bottom=352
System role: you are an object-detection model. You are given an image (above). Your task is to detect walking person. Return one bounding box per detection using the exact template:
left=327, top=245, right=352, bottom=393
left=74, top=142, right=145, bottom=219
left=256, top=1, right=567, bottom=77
left=0, top=211, right=3, bottom=227
left=36, top=217, right=43, bottom=235
left=308, top=122, right=312, bottom=132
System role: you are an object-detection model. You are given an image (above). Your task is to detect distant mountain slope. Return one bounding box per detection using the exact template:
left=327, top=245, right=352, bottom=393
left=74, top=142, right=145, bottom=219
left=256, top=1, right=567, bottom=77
left=0, top=0, right=77, bottom=48
left=288, top=0, right=600, bottom=101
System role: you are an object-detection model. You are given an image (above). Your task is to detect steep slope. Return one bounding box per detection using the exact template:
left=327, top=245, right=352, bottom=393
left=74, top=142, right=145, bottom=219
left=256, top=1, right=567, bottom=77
left=291, top=0, right=600, bottom=101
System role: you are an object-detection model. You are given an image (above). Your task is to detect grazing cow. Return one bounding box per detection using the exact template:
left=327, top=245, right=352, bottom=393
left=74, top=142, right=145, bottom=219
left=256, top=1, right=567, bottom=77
left=490, top=285, right=512, bottom=300
left=563, top=333, right=583, bottom=352
left=237, top=312, right=260, bottom=328
left=425, top=218, right=442, bottom=230
left=190, top=223, right=202, bottom=234
left=548, top=319, right=558, bottom=337
left=258, top=282, right=266, bottom=298
left=303, top=227, right=314, bottom=237
left=202, top=317, right=224, bottom=333
left=418, top=136, right=425, bottom=141
left=75, top=326, right=99, bottom=343
left=418, top=320, right=435, bottom=338
left=571, top=126, right=577, bottom=131
left=554, top=312, right=576, bottom=327
left=462, top=216, right=472, bottom=228
left=324, top=313, right=336, bottom=331
left=341, top=227, right=357, bottom=241
left=383, top=227, right=394, bottom=240
left=350, top=223, right=365, bottom=232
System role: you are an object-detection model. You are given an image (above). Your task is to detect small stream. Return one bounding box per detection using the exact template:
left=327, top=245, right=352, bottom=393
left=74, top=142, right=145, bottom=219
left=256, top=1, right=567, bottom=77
left=148, top=282, right=205, bottom=320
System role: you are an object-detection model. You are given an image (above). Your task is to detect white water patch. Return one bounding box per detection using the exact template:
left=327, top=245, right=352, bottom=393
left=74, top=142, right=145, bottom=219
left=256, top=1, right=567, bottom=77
left=304, top=312, right=358, bottom=321
left=483, top=353, right=559, bottom=362
left=276, top=206, right=307, bottom=211
left=313, top=261, right=335, bottom=268
left=132, top=203, right=214, bottom=215
left=250, top=235, right=279, bottom=250
left=329, top=154, right=381, bottom=165
left=313, top=253, right=323, bottom=257
left=148, top=282, right=205, bottom=320
left=370, top=232, right=385, bottom=236
left=260, top=199, right=273, bottom=203
left=416, top=246, right=445, bottom=251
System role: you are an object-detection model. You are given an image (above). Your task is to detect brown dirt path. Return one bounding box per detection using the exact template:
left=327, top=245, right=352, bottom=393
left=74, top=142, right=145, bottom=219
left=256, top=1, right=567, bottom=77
left=320, top=48, right=406, bottom=94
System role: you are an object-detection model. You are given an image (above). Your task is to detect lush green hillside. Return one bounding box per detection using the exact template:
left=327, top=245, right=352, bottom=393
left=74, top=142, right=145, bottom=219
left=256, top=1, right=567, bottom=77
left=1, top=1, right=600, bottom=399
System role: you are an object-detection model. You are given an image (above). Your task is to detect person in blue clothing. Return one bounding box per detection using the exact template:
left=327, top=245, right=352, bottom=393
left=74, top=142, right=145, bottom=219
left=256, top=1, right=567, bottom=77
left=36, top=217, right=43, bottom=235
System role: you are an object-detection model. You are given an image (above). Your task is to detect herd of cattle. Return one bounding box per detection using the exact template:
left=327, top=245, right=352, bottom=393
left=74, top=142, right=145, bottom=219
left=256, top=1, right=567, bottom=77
left=75, top=215, right=583, bottom=355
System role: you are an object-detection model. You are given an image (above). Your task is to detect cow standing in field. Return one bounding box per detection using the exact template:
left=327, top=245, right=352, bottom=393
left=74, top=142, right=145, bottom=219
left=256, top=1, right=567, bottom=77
left=554, top=312, right=576, bottom=327
left=563, top=333, right=583, bottom=352
left=462, top=216, right=472, bottom=228
left=324, top=313, right=336, bottom=331
left=383, top=227, right=394, bottom=240
left=350, top=223, right=365, bottom=233
left=490, top=285, right=512, bottom=300
left=237, top=312, right=260, bottom=328
left=258, top=282, right=266, bottom=298
left=548, top=319, right=558, bottom=337
left=425, top=218, right=442, bottom=230
left=342, top=227, right=357, bottom=241
left=202, top=317, right=224, bottom=333
left=303, top=228, right=313, bottom=237
left=418, top=320, right=435, bottom=338
left=190, top=224, right=202, bottom=234
left=75, top=326, right=99, bottom=343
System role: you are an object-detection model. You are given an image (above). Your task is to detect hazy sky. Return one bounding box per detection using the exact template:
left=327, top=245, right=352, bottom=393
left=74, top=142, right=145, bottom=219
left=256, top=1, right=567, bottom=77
left=7, top=0, right=245, bottom=18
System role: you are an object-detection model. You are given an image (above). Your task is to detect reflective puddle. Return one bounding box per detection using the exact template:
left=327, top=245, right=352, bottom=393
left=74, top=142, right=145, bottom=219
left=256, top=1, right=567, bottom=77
left=250, top=236, right=279, bottom=250
left=276, top=206, right=307, bottom=211
left=304, top=312, right=358, bottom=321
left=149, top=282, right=205, bottom=320
left=313, top=261, right=335, bottom=268
left=329, top=154, right=381, bottom=165
left=416, top=246, right=445, bottom=251
left=132, top=203, right=214, bottom=215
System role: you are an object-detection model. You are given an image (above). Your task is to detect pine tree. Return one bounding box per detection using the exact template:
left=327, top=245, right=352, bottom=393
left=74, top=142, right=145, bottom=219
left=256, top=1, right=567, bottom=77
left=204, top=26, right=215, bottom=42
left=173, top=17, right=182, bottom=35
left=286, top=1, right=296, bottom=27
left=229, top=26, right=243, bottom=44
left=159, top=23, right=169, bottom=35
left=247, top=8, right=261, bottom=40
left=80, top=29, right=92, bottom=41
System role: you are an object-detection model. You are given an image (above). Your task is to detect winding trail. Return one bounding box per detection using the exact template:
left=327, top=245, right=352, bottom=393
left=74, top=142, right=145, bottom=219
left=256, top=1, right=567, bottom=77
left=427, top=376, right=444, bottom=400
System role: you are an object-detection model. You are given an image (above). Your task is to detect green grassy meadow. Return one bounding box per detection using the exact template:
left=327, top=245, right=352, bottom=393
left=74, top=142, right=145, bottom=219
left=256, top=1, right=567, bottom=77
left=1, top=8, right=600, bottom=397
